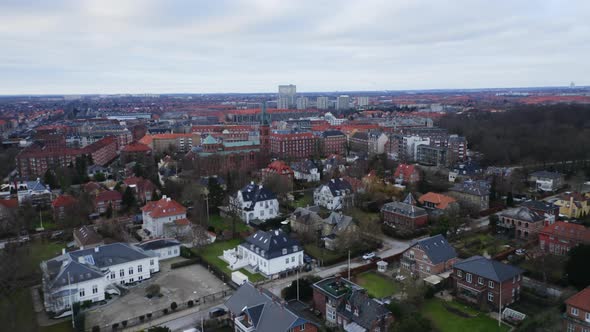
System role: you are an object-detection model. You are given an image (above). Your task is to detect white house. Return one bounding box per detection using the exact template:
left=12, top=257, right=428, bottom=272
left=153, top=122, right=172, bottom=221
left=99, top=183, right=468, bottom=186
left=17, top=179, right=52, bottom=207
left=136, top=238, right=181, bottom=260
left=291, top=160, right=320, bottom=182
left=223, top=229, right=303, bottom=277
left=313, top=178, right=354, bottom=211
left=40, top=243, right=159, bottom=314
left=528, top=171, right=563, bottom=192
left=141, top=196, right=190, bottom=239
left=229, top=182, right=279, bottom=223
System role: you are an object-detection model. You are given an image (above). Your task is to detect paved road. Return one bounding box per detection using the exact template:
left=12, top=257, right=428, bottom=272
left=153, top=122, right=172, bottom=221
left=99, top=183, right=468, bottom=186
left=160, top=303, right=228, bottom=332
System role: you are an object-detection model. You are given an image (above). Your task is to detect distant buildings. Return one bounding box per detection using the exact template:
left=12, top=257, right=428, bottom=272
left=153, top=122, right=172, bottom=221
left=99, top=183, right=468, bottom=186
left=229, top=182, right=279, bottom=223
left=336, top=95, right=350, bottom=110
left=528, top=171, right=564, bottom=192
left=452, top=256, right=523, bottom=310
left=270, top=130, right=318, bottom=159
left=357, top=96, right=369, bottom=108
left=278, top=84, right=297, bottom=109
left=320, top=130, right=347, bottom=155
left=139, top=133, right=198, bottom=153
left=539, top=222, right=590, bottom=255
left=296, top=96, right=309, bottom=110
left=316, top=96, right=330, bottom=110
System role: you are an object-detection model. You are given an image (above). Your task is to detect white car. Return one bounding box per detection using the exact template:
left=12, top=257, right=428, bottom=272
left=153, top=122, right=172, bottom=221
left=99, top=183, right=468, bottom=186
left=362, top=252, right=376, bottom=260
left=395, top=275, right=407, bottom=281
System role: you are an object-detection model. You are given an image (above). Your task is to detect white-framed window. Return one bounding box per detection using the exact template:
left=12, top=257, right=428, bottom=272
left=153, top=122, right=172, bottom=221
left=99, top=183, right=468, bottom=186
left=586, top=312, right=590, bottom=322
left=567, top=324, right=575, bottom=332
left=92, top=285, right=98, bottom=294
left=129, top=267, right=133, bottom=275
left=291, top=257, right=295, bottom=262
left=488, top=292, right=494, bottom=302
left=120, top=269, right=124, bottom=277
left=139, top=276, right=143, bottom=281
left=150, top=259, right=154, bottom=266
left=285, top=258, right=289, bottom=264
left=282, top=248, right=287, bottom=255
left=488, top=281, right=494, bottom=288
left=300, top=323, right=305, bottom=331
left=110, top=272, right=115, bottom=279
left=466, top=273, right=472, bottom=283
left=79, top=288, right=85, bottom=297
left=138, top=265, right=142, bottom=273
left=478, top=277, right=483, bottom=285
left=572, top=307, right=579, bottom=316
left=457, top=270, right=462, bottom=277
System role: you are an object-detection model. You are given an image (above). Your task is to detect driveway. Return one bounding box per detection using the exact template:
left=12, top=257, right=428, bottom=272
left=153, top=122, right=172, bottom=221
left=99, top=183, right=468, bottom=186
left=85, top=258, right=230, bottom=329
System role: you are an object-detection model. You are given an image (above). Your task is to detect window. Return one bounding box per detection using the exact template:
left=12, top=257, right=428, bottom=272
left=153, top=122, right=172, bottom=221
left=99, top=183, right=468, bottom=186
left=571, top=307, right=579, bottom=316
left=488, top=292, right=494, bottom=302
left=586, top=312, right=590, bottom=322
left=282, top=248, right=287, bottom=255
left=92, top=285, right=98, bottom=294
left=110, top=272, right=115, bottom=279
left=466, top=273, right=472, bottom=283
left=138, top=276, right=143, bottom=281
left=120, top=269, right=124, bottom=277
left=567, top=324, right=575, bottom=332
left=79, top=288, right=85, bottom=297
left=291, top=257, right=295, bottom=262
left=488, top=281, right=494, bottom=288
left=129, top=267, right=133, bottom=275
left=457, top=270, right=462, bottom=277
left=478, top=277, right=483, bottom=285
left=138, top=265, right=142, bottom=273
left=346, top=304, right=351, bottom=311
left=300, top=323, right=305, bottom=331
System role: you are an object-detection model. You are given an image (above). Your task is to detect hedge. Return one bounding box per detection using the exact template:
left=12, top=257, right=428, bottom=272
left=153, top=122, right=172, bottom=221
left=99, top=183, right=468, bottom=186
left=171, top=258, right=201, bottom=269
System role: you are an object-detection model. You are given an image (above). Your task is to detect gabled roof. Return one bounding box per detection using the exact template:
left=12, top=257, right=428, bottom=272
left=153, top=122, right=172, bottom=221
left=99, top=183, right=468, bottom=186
left=566, top=287, right=590, bottom=312
left=319, top=178, right=352, bottom=197
left=121, top=141, right=151, bottom=153
left=394, top=163, right=418, bottom=179
left=338, top=289, right=391, bottom=331
left=73, top=225, right=103, bottom=246
left=418, top=192, right=457, bottom=209
left=202, top=134, right=219, bottom=145
left=238, top=183, right=277, bottom=208
left=402, top=193, right=417, bottom=205
left=265, top=160, right=293, bottom=174
left=141, top=197, right=186, bottom=218
left=381, top=201, right=427, bottom=218
left=290, top=160, right=317, bottom=174
left=52, top=195, right=77, bottom=208
left=453, top=256, right=522, bottom=282
left=521, top=200, right=558, bottom=213
left=450, top=180, right=490, bottom=196
left=95, top=190, right=122, bottom=202
left=68, top=243, right=153, bottom=269
left=500, top=207, right=544, bottom=223
left=410, top=234, right=457, bottom=264
left=540, top=221, right=590, bottom=243
left=242, top=229, right=302, bottom=259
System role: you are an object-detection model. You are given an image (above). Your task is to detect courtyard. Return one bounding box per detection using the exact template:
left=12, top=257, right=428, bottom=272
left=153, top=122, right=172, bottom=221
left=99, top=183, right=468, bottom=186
left=85, top=258, right=229, bottom=329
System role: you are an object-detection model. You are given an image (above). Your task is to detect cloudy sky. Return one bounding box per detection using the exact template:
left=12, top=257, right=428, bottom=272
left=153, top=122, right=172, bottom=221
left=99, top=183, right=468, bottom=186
left=0, top=0, right=588, bottom=94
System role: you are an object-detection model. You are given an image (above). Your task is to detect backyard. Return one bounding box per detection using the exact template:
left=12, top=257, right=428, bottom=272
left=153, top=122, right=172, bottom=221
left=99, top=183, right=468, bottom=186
left=422, top=299, right=511, bottom=332
left=208, top=214, right=249, bottom=234
left=304, top=243, right=347, bottom=265
left=451, top=233, right=512, bottom=258
left=196, top=239, right=265, bottom=282
left=354, top=271, right=400, bottom=298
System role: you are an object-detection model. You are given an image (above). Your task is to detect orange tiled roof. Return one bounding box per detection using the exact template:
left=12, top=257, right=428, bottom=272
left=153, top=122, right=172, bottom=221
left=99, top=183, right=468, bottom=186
left=142, top=197, right=186, bottom=218
left=0, top=198, right=18, bottom=209
left=121, top=142, right=151, bottom=153
left=418, top=192, right=456, bottom=209
left=52, top=195, right=77, bottom=208
left=540, top=221, right=590, bottom=242
left=566, top=287, right=590, bottom=312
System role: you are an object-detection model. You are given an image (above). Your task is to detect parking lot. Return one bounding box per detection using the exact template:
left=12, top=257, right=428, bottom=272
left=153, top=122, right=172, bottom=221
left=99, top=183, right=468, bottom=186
left=85, top=258, right=229, bottom=328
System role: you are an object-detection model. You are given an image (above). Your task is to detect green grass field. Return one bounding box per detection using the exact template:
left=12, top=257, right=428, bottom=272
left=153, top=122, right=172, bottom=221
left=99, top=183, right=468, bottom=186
left=354, top=272, right=399, bottom=298
left=303, top=244, right=347, bottom=265
left=422, top=299, right=510, bottom=332
left=208, top=214, right=249, bottom=233
left=197, top=239, right=265, bottom=282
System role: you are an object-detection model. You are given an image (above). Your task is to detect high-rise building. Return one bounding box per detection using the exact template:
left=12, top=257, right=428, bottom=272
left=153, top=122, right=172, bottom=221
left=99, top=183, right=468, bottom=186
left=336, top=95, right=350, bottom=110
left=296, top=97, right=309, bottom=110
left=278, top=84, right=296, bottom=109
left=316, top=96, right=329, bottom=110
left=357, top=96, right=369, bottom=107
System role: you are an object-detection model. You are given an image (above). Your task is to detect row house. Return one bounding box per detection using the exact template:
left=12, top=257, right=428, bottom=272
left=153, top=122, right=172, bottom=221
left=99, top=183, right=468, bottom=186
left=452, top=256, right=523, bottom=310
left=401, top=234, right=458, bottom=278
left=312, top=276, right=393, bottom=331
left=498, top=207, right=546, bottom=240
left=539, top=221, right=590, bottom=256
left=381, top=194, right=428, bottom=231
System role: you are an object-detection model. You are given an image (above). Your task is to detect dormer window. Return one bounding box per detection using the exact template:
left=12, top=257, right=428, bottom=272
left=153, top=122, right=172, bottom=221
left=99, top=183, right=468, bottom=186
left=282, top=248, right=287, bottom=255
left=354, top=308, right=359, bottom=316
left=346, top=304, right=351, bottom=312
left=293, top=245, right=298, bottom=252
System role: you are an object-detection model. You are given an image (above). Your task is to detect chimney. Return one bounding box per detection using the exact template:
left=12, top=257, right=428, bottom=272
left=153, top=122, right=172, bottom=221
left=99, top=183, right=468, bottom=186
left=94, top=247, right=99, bottom=253
left=78, top=256, right=85, bottom=264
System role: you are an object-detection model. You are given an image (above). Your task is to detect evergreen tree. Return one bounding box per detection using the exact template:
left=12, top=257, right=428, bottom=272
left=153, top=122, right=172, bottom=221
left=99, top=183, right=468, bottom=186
left=506, top=191, right=514, bottom=207
left=122, top=187, right=136, bottom=210
left=207, top=177, right=225, bottom=213
left=44, top=169, right=58, bottom=189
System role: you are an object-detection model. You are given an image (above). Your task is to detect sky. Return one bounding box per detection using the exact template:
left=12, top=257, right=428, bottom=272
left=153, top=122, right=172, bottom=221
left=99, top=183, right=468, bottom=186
left=0, top=0, right=589, bottom=95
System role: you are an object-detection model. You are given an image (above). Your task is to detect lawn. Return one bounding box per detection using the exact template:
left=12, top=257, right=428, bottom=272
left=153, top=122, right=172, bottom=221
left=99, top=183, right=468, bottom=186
left=292, top=193, right=313, bottom=208
left=208, top=214, right=249, bottom=233
left=354, top=272, right=399, bottom=298
left=197, top=239, right=266, bottom=282
left=15, top=240, right=67, bottom=279
left=304, top=244, right=347, bottom=265
left=451, top=233, right=511, bottom=258
left=422, top=299, right=510, bottom=332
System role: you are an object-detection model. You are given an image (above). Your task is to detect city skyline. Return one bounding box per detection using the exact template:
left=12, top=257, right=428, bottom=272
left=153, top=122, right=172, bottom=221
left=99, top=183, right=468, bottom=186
left=1, top=0, right=589, bottom=94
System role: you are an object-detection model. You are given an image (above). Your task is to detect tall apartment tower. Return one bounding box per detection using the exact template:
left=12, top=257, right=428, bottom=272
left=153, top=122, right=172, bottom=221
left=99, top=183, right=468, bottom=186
left=278, top=84, right=296, bottom=109
left=357, top=96, right=369, bottom=107
left=336, top=95, right=351, bottom=110
left=316, top=96, right=329, bottom=110
left=296, top=97, right=309, bottom=110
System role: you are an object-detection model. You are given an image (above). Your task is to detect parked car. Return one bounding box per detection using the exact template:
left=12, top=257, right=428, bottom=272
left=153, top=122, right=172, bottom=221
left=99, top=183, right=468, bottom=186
left=209, top=307, right=227, bottom=318
left=515, top=249, right=526, bottom=256
left=362, top=252, right=376, bottom=260
left=395, top=275, right=407, bottom=281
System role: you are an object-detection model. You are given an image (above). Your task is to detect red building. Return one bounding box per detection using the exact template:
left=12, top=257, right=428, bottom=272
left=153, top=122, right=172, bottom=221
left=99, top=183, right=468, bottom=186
left=186, top=136, right=261, bottom=177
left=261, top=160, right=294, bottom=191
left=270, top=130, right=318, bottom=159
left=564, top=287, right=590, bottom=332
left=120, top=141, right=152, bottom=163
left=52, top=195, right=77, bottom=220
left=320, top=130, right=347, bottom=156
left=393, top=163, right=421, bottom=185
left=381, top=194, right=428, bottom=231
left=452, top=256, right=523, bottom=310
left=539, top=221, right=590, bottom=256
left=94, top=190, right=122, bottom=214
left=82, top=136, right=118, bottom=166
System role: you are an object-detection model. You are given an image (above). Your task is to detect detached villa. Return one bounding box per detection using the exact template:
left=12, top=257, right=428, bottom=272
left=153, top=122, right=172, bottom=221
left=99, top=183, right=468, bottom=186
left=230, top=182, right=279, bottom=224
left=223, top=229, right=303, bottom=278
left=141, top=196, right=190, bottom=239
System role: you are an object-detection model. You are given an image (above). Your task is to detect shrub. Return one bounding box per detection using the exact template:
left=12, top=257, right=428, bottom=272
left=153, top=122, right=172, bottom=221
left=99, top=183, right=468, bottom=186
left=139, top=315, right=145, bottom=321
left=112, top=323, right=119, bottom=330
left=171, top=302, right=178, bottom=310
left=146, top=284, right=161, bottom=297
left=92, top=326, right=100, bottom=332
left=163, top=308, right=169, bottom=315
left=121, top=321, right=127, bottom=327
left=188, top=300, right=194, bottom=307
left=170, top=258, right=200, bottom=269
left=424, top=287, right=436, bottom=299
left=180, top=246, right=195, bottom=258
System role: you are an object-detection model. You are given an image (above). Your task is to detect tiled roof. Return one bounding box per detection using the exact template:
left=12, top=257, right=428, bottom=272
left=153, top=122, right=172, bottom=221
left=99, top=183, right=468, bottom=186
left=142, top=197, right=186, bottom=218
left=52, top=195, right=77, bottom=208
left=566, top=287, right=590, bottom=312
left=410, top=234, right=457, bottom=264
left=453, top=256, right=522, bottom=282
left=137, top=238, right=181, bottom=251
left=95, top=190, right=122, bottom=202
left=540, top=221, right=590, bottom=242
left=418, top=192, right=456, bottom=209
left=322, top=178, right=353, bottom=197
left=266, top=160, right=293, bottom=174
left=381, top=200, right=427, bottom=218
left=121, top=142, right=151, bottom=152
left=394, top=163, right=417, bottom=179
left=500, top=207, right=544, bottom=223
left=73, top=225, right=103, bottom=246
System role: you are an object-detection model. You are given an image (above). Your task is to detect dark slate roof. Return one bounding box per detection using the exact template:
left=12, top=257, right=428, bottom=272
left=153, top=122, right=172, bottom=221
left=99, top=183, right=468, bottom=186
left=530, top=171, right=562, bottom=179
left=450, top=180, right=490, bottom=196
left=68, top=243, right=153, bottom=269
left=291, top=160, right=318, bottom=173
left=351, top=132, right=369, bottom=140
left=411, top=234, right=457, bottom=265
left=241, top=229, right=302, bottom=259
left=225, top=282, right=315, bottom=332
left=453, top=256, right=523, bottom=282
left=381, top=201, right=427, bottom=218
left=136, top=238, right=181, bottom=251
left=321, top=130, right=345, bottom=138
left=500, top=207, right=544, bottom=223
left=338, top=289, right=391, bottom=331
left=521, top=200, right=558, bottom=213
left=239, top=183, right=277, bottom=210
left=73, top=225, right=103, bottom=246
left=44, top=258, right=104, bottom=289
left=322, top=178, right=353, bottom=197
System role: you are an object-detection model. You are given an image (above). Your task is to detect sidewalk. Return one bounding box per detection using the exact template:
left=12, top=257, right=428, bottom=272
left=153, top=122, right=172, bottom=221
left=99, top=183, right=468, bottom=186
left=122, top=296, right=228, bottom=332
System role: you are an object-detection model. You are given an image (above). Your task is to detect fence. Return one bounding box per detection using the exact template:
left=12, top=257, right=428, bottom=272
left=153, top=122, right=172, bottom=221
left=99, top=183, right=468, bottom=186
left=85, top=289, right=233, bottom=332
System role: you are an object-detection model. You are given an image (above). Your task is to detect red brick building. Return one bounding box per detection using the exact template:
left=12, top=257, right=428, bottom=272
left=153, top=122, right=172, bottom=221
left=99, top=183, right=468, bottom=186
left=320, top=130, right=347, bottom=156
left=452, top=256, right=523, bottom=310
left=82, top=136, right=118, bottom=166
left=393, top=163, right=421, bottom=185
left=563, top=287, right=590, bottom=332
left=120, top=141, right=152, bottom=163
left=381, top=194, right=428, bottom=231
left=270, top=130, right=318, bottom=159
left=539, top=221, right=590, bottom=256
left=401, top=234, right=458, bottom=278
left=499, top=207, right=546, bottom=240
left=52, top=195, right=77, bottom=220
left=94, top=190, right=122, bottom=214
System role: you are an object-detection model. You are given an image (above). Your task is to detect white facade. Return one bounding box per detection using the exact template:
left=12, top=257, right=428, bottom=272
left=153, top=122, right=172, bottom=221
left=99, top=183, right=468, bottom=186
left=324, top=112, right=346, bottom=125
left=238, top=244, right=303, bottom=276
left=230, top=187, right=279, bottom=223
left=147, top=245, right=180, bottom=260
left=336, top=95, right=350, bottom=110
left=104, top=256, right=158, bottom=285
left=45, top=274, right=108, bottom=313
left=317, top=97, right=330, bottom=110
left=314, top=185, right=351, bottom=211
left=357, top=96, right=369, bottom=107
left=142, top=197, right=188, bottom=238
left=403, top=136, right=430, bottom=161
left=293, top=168, right=320, bottom=182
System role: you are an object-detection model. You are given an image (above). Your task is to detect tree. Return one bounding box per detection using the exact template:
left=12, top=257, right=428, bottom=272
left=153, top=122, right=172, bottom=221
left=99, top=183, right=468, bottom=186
left=506, top=192, right=514, bottom=207
left=93, top=172, right=106, bottom=182
left=207, top=177, right=225, bottom=213
left=282, top=276, right=321, bottom=302
left=44, top=169, right=58, bottom=189
left=489, top=214, right=499, bottom=234
left=565, top=244, right=590, bottom=289
left=122, top=187, right=137, bottom=210
left=147, top=327, right=171, bottom=332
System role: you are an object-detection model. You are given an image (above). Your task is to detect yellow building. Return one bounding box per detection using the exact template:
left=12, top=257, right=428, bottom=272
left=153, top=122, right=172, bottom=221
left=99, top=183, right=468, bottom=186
left=553, top=192, right=590, bottom=219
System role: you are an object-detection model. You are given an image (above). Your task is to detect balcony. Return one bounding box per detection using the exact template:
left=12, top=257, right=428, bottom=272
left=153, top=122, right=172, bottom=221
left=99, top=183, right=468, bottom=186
left=235, top=316, right=255, bottom=332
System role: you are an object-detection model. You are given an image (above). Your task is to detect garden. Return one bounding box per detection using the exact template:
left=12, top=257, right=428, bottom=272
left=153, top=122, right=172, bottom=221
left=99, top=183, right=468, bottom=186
left=207, top=214, right=249, bottom=234
left=451, top=233, right=512, bottom=258
left=195, top=239, right=265, bottom=282
left=422, top=299, right=511, bottom=332
left=354, top=271, right=400, bottom=298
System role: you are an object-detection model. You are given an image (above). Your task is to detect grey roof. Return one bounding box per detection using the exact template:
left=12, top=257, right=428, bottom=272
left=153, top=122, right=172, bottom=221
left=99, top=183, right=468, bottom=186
left=453, top=256, right=523, bottom=282
left=521, top=200, right=558, bottom=213
left=136, top=238, right=181, bottom=251
left=73, top=225, right=103, bottom=247
left=500, top=207, right=544, bottom=223
left=450, top=180, right=490, bottom=196
left=402, top=193, right=417, bottom=205
left=44, top=258, right=104, bottom=289
left=320, top=178, right=352, bottom=197
left=338, top=289, right=391, bottom=331
left=68, top=243, right=153, bottom=269
left=291, top=160, right=318, bottom=174
left=241, top=229, right=302, bottom=259
left=410, top=234, right=457, bottom=265
left=351, top=132, right=368, bottom=140
left=321, top=130, right=345, bottom=138
left=225, top=282, right=315, bottom=332
left=530, top=170, right=562, bottom=179
left=381, top=201, right=427, bottom=218
left=292, top=207, right=323, bottom=226
left=239, top=183, right=277, bottom=210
